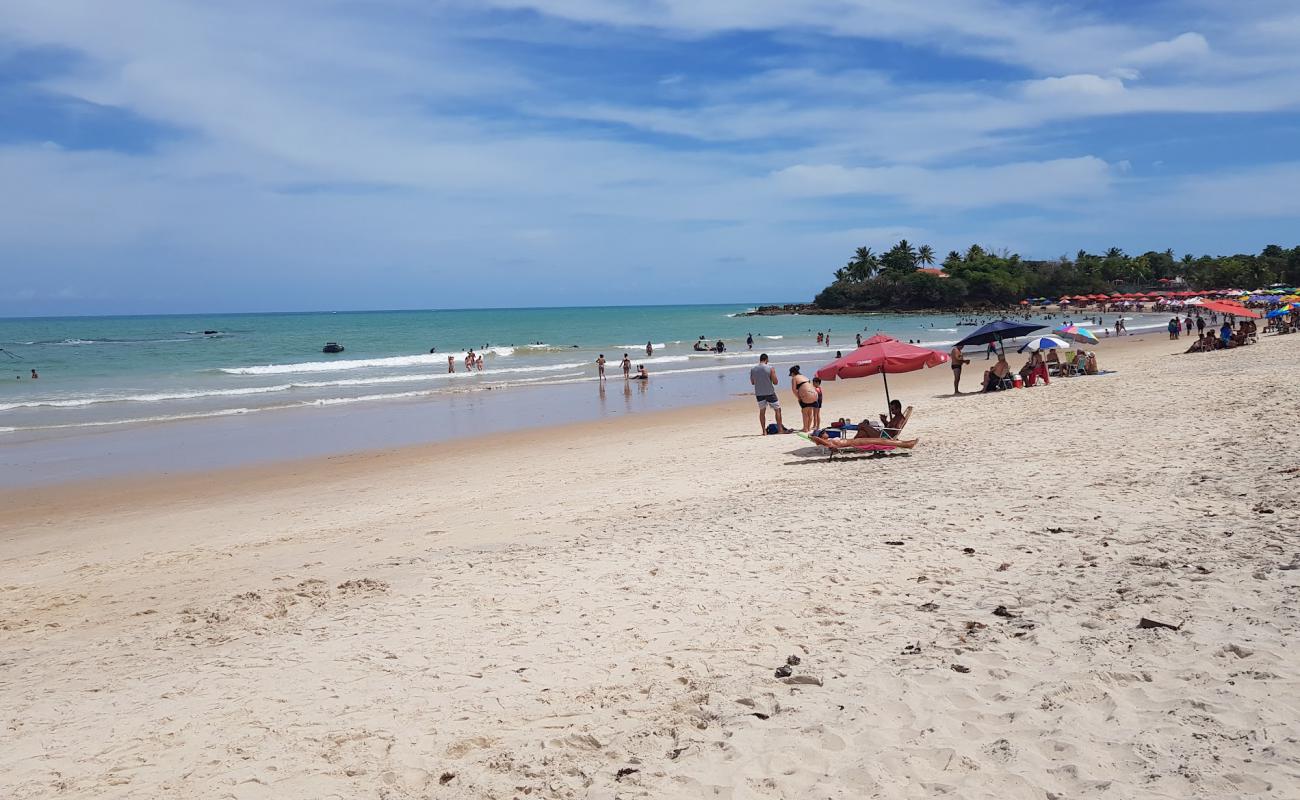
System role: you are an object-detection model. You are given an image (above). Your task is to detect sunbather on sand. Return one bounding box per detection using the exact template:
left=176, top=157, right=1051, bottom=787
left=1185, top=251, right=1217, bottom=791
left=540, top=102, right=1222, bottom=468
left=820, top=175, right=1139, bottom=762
left=810, top=433, right=919, bottom=450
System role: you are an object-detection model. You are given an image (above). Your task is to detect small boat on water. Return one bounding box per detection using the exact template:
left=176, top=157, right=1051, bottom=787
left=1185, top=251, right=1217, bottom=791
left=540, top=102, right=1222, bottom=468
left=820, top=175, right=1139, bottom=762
left=322, top=342, right=345, bottom=353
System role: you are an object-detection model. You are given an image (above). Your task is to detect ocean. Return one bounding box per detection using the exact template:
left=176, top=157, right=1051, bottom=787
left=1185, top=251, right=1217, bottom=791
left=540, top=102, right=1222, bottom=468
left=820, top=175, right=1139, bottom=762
left=0, top=304, right=1159, bottom=484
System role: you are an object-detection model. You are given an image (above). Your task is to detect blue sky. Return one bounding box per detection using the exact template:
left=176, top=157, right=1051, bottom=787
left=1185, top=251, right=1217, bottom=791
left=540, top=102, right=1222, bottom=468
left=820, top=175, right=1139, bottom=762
left=2, top=1, right=1299, bottom=315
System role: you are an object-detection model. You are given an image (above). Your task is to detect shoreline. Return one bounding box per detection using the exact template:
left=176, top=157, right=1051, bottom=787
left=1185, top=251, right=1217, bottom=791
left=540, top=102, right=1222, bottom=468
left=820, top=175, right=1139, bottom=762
left=3, top=328, right=1176, bottom=510
left=2, top=307, right=1163, bottom=490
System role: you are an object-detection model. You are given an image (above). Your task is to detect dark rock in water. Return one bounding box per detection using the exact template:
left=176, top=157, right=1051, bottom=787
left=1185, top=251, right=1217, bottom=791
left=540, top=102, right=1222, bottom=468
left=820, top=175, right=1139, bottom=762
left=616, top=768, right=639, bottom=780
left=962, top=547, right=975, bottom=555
left=918, top=602, right=939, bottom=612
left=951, top=664, right=971, bottom=673
left=902, top=642, right=921, bottom=655
left=885, top=540, right=905, bottom=546
left=993, top=605, right=1016, bottom=618
left=439, top=772, right=455, bottom=785
left=751, top=712, right=770, bottom=720
left=774, top=665, right=793, bottom=678
left=786, top=654, right=801, bottom=666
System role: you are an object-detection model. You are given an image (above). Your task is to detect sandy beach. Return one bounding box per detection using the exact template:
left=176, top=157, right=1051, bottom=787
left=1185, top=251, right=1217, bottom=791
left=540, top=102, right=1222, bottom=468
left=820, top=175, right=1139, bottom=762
left=3, top=330, right=1297, bottom=799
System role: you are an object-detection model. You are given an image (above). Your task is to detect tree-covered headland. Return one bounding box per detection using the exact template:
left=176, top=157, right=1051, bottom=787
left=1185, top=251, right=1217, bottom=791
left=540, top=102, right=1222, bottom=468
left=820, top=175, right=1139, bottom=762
left=812, top=241, right=1300, bottom=310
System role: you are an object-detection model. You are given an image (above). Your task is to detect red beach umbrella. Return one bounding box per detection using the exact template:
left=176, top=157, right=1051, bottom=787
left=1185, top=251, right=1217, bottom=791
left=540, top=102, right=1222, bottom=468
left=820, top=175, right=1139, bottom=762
left=816, top=335, right=950, bottom=410
left=1200, top=300, right=1260, bottom=318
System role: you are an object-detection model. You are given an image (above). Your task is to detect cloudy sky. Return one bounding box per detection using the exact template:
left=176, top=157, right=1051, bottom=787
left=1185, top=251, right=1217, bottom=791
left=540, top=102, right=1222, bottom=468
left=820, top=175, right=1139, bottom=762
left=2, top=1, right=1299, bottom=315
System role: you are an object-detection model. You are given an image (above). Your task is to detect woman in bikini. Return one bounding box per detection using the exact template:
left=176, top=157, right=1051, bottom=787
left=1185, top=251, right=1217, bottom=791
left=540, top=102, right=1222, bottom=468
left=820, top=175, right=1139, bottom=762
left=789, top=365, right=818, bottom=432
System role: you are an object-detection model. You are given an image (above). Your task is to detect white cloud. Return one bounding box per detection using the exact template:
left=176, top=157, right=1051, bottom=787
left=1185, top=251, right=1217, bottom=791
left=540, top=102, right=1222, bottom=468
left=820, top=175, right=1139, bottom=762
left=1124, top=32, right=1210, bottom=65
left=770, top=157, right=1115, bottom=208
left=1023, top=74, right=1127, bottom=99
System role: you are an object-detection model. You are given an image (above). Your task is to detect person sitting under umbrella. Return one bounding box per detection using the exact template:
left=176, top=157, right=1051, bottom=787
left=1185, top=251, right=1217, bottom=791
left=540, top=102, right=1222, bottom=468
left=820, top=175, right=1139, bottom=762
left=982, top=354, right=1012, bottom=392
left=1019, top=350, right=1050, bottom=386
left=878, top=399, right=912, bottom=437
left=1044, top=348, right=1063, bottom=375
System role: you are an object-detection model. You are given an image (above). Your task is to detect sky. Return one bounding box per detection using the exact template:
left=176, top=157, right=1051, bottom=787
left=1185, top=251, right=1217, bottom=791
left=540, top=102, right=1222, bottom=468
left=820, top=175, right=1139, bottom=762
left=2, top=1, right=1299, bottom=315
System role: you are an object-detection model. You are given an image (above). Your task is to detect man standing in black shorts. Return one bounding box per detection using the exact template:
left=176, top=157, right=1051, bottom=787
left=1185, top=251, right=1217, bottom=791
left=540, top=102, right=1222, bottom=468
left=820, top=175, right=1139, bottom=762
left=949, top=344, right=969, bottom=394
left=749, top=353, right=785, bottom=434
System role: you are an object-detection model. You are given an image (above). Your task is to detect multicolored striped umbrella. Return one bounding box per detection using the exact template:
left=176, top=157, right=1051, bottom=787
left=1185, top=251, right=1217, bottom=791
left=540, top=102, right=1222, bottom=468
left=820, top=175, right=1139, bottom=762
left=1054, top=324, right=1100, bottom=344
left=1017, top=335, right=1071, bottom=353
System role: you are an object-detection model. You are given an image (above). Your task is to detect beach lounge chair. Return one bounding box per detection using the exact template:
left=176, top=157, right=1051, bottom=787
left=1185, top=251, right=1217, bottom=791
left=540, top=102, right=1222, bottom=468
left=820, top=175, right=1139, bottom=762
left=1045, top=351, right=1063, bottom=376
left=796, top=431, right=904, bottom=461
left=982, top=373, right=1014, bottom=392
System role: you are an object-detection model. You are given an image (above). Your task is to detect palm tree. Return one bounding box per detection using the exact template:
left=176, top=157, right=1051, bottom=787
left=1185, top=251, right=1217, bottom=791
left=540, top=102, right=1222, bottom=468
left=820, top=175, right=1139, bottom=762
left=849, top=246, right=878, bottom=281
left=1105, top=246, right=1125, bottom=260
left=917, top=244, right=935, bottom=266
left=896, top=239, right=918, bottom=265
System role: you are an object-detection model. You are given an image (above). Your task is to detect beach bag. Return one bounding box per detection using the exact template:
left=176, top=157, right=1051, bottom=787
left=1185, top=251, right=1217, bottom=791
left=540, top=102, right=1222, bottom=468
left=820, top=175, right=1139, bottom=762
left=766, top=423, right=780, bottom=435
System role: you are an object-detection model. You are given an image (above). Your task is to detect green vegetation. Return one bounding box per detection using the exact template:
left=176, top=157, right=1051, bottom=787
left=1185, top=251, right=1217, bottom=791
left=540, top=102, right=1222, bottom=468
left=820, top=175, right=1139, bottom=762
left=814, top=241, right=1300, bottom=310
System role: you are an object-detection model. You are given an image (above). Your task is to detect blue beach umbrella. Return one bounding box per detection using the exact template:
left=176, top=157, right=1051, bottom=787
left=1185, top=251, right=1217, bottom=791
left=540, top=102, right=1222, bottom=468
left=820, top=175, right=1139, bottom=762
left=955, top=319, right=1046, bottom=356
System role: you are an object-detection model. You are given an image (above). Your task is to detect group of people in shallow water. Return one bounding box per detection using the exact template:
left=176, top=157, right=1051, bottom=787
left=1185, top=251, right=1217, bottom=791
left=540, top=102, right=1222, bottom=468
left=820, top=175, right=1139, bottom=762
left=447, top=350, right=484, bottom=373
left=595, top=353, right=648, bottom=381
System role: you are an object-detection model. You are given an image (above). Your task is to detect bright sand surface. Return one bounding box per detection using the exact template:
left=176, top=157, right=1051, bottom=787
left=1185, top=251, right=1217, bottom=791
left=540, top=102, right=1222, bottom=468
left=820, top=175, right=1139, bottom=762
left=3, top=331, right=1298, bottom=798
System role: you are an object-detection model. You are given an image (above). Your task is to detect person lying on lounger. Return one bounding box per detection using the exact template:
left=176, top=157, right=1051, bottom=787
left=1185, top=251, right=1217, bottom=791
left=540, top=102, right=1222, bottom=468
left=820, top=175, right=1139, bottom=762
left=809, top=432, right=919, bottom=450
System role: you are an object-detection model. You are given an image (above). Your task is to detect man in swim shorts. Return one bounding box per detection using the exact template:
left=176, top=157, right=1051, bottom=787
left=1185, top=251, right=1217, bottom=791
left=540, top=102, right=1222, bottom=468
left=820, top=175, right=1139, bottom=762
left=750, top=353, right=785, bottom=434
left=949, top=344, right=968, bottom=394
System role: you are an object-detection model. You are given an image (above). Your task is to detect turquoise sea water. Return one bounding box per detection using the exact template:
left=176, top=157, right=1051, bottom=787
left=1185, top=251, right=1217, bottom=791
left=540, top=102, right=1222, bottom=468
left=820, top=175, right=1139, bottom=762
left=0, top=304, right=1154, bottom=434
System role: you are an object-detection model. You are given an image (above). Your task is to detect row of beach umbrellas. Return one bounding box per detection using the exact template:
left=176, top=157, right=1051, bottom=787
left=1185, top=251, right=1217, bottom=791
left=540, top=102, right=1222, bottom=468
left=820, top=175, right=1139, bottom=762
left=814, top=319, right=1101, bottom=413
left=1033, top=288, right=1300, bottom=305
left=812, top=295, right=1295, bottom=418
